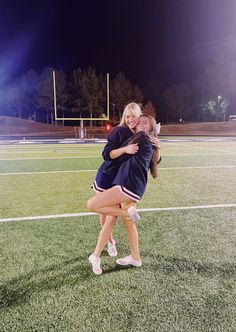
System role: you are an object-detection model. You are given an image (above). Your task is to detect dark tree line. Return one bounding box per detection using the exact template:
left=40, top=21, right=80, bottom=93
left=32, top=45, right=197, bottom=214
left=145, top=56, right=236, bottom=123
left=0, top=67, right=143, bottom=126
left=0, top=56, right=235, bottom=125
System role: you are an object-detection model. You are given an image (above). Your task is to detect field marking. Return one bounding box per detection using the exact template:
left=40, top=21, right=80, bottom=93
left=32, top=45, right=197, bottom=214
left=0, top=204, right=236, bottom=223
left=0, top=170, right=96, bottom=175
left=0, top=149, right=236, bottom=162
left=160, top=165, right=236, bottom=170
left=0, top=152, right=236, bottom=161
left=0, top=156, right=101, bottom=161
left=0, top=165, right=236, bottom=176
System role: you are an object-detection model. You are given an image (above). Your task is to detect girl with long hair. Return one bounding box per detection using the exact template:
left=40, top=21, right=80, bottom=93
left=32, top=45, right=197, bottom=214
left=88, top=115, right=161, bottom=275
left=92, top=102, right=142, bottom=257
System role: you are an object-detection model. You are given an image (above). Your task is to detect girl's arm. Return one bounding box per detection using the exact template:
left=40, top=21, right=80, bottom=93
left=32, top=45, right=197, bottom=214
left=109, top=131, right=147, bottom=161
left=109, top=144, right=138, bottom=159
left=102, top=127, right=135, bottom=160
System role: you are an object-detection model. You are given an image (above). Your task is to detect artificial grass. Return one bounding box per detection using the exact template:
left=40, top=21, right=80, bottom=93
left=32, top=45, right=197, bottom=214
left=1, top=209, right=236, bottom=332
left=0, top=138, right=236, bottom=331
left=0, top=165, right=235, bottom=219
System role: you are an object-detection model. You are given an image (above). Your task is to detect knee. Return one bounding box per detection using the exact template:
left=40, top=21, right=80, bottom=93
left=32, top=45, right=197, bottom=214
left=99, top=214, right=106, bottom=226
left=107, top=215, right=117, bottom=226
left=122, top=217, right=135, bottom=230
left=87, top=197, right=96, bottom=211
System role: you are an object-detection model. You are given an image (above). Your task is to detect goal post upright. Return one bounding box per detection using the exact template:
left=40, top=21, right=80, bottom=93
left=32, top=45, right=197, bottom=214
left=106, top=72, right=109, bottom=121
left=53, top=70, right=57, bottom=124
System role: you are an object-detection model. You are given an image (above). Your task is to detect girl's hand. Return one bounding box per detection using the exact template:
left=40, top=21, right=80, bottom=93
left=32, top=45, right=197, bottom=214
left=125, top=143, right=139, bottom=154
left=150, top=136, right=160, bottom=149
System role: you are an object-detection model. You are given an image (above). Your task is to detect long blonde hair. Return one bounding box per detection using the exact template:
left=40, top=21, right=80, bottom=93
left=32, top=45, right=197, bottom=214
left=139, top=115, right=160, bottom=179
left=119, top=102, right=142, bottom=127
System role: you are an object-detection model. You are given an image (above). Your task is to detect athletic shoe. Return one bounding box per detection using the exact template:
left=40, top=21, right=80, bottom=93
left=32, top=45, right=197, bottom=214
left=127, top=206, right=140, bottom=222
left=88, top=254, right=102, bottom=275
left=107, top=239, right=117, bottom=257
left=116, top=255, right=142, bottom=267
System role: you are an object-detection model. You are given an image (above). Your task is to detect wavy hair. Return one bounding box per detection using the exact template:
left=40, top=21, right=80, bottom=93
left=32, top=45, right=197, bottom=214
left=119, top=102, right=142, bottom=127
left=139, top=115, right=160, bottom=179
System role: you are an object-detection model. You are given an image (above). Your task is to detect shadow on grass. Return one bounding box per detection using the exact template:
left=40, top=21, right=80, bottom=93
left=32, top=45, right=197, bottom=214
left=0, top=255, right=92, bottom=308
left=0, top=251, right=135, bottom=309
left=103, top=264, right=133, bottom=274
left=142, top=251, right=236, bottom=277
left=2, top=253, right=235, bottom=309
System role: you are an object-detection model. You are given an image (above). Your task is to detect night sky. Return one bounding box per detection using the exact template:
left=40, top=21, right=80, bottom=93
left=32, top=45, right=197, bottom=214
left=1, top=0, right=236, bottom=88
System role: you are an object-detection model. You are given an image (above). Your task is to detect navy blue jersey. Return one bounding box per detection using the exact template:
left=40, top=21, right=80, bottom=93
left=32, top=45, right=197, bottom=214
left=112, top=131, right=154, bottom=200
left=102, top=126, right=133, bottom=161
left=92, top=126, right=134, bottom=192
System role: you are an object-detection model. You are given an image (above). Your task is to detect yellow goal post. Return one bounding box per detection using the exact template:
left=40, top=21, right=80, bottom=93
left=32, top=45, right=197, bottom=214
left=52, top=70, right=110, bottom=134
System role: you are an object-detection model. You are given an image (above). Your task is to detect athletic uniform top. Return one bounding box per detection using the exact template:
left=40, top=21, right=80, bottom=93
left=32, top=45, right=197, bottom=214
left=112, top=131, right=154, bottom=201
left=92, top=126, right=134, bottom=192
left=102, top=126, right=133, bottom=161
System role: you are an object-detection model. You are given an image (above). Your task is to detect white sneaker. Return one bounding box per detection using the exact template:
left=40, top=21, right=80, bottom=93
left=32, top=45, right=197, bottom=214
left=107, top=239, right=117, bottom=257
left=116, top=255, right=142, bottom=267
left=89, top=254, right=102, bottom=275
left=127, top=206, right=140, bottom=222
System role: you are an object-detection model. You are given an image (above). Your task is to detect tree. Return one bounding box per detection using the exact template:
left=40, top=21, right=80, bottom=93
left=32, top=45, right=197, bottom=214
left=0, top=84, right=20, bottom=117
left=110, top=72, right=143, bottom=121
left=162, top=84, right=191, bottom=123
left=132, top=85, right=143, bottom=104
left=217, top=97, right=229, bottom=121
left=79, top=67, right=101, bottom=126
left=69, top=68, right=84, bottom=119
left=191, top=74, right=209, bottom=121
left=200, top=96, right=229, bottom=122
left=36, top=68, right=68, bottom=124
left=143, top=101, right=156, bottom=118
left=97, top=73, right=107, bottom=123
left=200, top=100, right=216, bottom=122
left=18, top=69, right=38, bottom=119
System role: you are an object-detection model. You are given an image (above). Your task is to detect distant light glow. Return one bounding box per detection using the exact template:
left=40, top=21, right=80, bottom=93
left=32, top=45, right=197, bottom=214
left=0, top=32, right=34, bottom=86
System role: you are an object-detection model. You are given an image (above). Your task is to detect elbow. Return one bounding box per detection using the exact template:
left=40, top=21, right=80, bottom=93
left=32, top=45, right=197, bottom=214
left=102, top=151, right=112, bottom=161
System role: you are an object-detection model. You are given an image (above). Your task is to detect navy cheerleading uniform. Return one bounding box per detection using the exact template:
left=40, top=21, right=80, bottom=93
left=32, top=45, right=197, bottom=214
left=112, top=131, right=154, bottom=202
left=92, top=126, right=134, bottom=193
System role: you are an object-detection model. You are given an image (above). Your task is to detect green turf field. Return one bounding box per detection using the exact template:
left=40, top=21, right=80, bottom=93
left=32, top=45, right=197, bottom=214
left=0, top=138, right=236, bottom=331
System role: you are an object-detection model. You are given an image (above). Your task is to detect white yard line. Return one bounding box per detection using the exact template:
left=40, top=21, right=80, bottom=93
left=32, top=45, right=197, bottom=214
left=0, top=165, right=236, bottom=176
left=160, top=165, right=236, bottom=170
left=0, top=170, right=96, bottom=175
left=0, top=156, right=101, bottom=161
left=0, top=203, right=235, bottom=223
left=1, top=153, right=236, bottom=161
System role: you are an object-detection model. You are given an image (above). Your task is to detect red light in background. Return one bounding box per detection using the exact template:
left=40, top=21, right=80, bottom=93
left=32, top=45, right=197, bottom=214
left=106, top=124, right=111, bottom=130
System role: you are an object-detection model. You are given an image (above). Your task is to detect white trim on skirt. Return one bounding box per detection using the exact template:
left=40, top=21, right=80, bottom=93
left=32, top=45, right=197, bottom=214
left=115, top=185, right=140, bottom=202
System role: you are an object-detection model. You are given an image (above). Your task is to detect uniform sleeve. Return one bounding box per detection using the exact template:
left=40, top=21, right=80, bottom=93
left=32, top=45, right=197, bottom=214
left=114, top=131, right=150, bottom=163
left=102, top=127, right=124, bottom=161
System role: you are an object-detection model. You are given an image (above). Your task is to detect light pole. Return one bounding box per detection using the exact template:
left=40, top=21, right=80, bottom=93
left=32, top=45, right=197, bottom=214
left=217, top=95, right=221, bottom=121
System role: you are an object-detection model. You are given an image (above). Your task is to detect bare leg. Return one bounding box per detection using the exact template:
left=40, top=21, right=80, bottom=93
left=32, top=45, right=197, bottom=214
left=121, top=202, right=140, bottom=261
left=96, top=190, right=115, bottom=244
left=99, top=213, right=114, bottom=244
left=99, top=213, right=106, bottom=227
left=93, top=216, right=116, bottom=257
left=87, top=187, right=132, bottom=217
